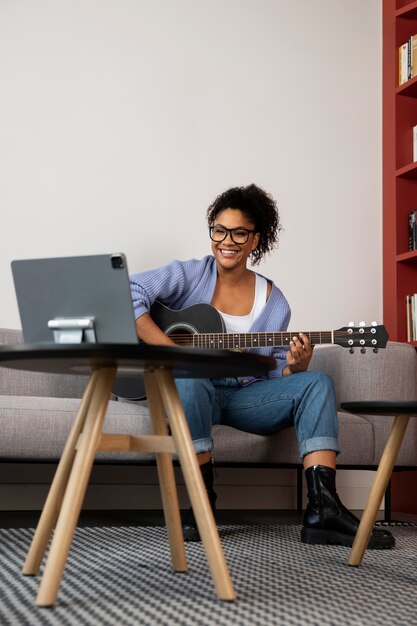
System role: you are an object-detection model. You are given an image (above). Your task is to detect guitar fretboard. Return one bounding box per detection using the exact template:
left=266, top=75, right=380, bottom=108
left=173, top=331, right=334, bottom=350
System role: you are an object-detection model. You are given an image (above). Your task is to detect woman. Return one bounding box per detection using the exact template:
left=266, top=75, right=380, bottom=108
left=130, top=184, right=394, bottom=549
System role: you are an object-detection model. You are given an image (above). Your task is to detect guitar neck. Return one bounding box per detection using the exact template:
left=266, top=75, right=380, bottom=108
left=174, top=331, right=334, bottom=350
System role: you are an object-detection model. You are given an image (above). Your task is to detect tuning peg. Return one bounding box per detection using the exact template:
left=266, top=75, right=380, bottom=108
left=348, top=322, right=355, bottom=327
left=373, top=347, right=379, bottom=353
left=371, top=321, right=378, bottom=326
left=361, top=347, right=366, bottom=354
left=359, top=321, right=366, bottom=327
left=349, top=347, right=355, bottom=354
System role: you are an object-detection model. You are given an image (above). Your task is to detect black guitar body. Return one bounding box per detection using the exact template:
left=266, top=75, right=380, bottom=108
left=112, top=302, right=225, bottom=400
left=151, top=301, right=226, bottom=336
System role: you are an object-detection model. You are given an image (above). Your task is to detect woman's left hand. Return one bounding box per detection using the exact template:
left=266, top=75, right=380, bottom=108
left=285, top=333, right=313, bottom=374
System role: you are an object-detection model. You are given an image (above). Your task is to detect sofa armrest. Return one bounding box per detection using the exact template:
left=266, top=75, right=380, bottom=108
left=337, top=340, right=417, bottom=404
left=309, top=341, right=417, bottom=406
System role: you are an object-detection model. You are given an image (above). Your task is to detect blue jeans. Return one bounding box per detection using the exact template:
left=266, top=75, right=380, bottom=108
left=175, top=371, right=340, bottom=459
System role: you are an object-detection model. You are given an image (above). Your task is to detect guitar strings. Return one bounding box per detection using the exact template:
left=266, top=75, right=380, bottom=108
left=165, top=330, right=371, bottom=346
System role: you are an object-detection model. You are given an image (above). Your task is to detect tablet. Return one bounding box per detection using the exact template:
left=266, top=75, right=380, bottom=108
left=11, top=253, right=139, bottom=345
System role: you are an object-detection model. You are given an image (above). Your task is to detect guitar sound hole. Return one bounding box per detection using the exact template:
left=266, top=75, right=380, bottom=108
left=169, top=329, right=193, bottom=337
left=166, top=325, right=196, bottom=346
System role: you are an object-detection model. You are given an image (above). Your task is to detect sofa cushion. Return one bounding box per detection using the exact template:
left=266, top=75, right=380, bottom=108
left=0, top=394, right=375, bottom=465
left=212, top=411, right=374, bottom=465
left=369, top=414, right=417, bottom=466
left=0, top=395, right=153, bottom=461
left=0, top=329, right=23, bottom=345
left=0, top=328, right=88, bottom=399
left=336, top=411, right=374, bottom=465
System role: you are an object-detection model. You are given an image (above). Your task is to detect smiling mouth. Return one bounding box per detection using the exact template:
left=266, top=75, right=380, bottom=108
left=219, top=249, right=239, bottom=256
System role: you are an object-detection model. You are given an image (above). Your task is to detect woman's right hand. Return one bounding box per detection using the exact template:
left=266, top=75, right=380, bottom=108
left=135, top=312, right=176, bottom=346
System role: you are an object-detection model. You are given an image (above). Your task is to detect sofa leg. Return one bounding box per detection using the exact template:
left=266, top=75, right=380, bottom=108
left=296, top=466, right=303, bottom=513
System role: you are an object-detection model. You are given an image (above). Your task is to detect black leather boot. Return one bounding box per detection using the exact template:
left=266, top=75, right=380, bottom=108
left=182, top=460, right=217, bottom=542
left=301, top=465, right=395, bottom=549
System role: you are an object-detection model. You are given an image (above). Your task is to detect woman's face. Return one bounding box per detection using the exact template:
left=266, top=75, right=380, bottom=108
left=210, top=208, right=260, bottom=272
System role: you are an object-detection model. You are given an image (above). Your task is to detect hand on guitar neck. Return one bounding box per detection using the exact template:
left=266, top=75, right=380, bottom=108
left=135, top=312, right=177, bottom=346
left=283, top=332, right=313, bottom=376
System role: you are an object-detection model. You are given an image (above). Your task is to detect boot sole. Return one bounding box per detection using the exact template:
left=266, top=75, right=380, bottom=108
left=183, top=533, right=201, bottom=542
left=301, top=527, right=395, bottom=550
left=182, top=526, right=201, bottom=542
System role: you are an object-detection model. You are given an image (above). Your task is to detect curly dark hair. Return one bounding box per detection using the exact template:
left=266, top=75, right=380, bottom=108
left=206, top=184, right=282, bottom=265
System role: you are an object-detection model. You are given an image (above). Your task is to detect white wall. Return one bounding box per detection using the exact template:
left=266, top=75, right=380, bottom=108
left=0, top=0, right=382, bottom=332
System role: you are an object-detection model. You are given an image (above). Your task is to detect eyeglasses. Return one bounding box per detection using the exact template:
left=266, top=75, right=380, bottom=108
left=209, top=225, right=256, bottom=244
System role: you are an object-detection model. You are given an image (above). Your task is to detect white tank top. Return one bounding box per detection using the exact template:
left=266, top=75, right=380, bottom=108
left=218, top=274, right=268, bottom=333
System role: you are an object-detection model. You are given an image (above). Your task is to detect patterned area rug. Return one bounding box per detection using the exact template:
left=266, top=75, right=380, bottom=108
left=1, top=524, right=417, bottom=626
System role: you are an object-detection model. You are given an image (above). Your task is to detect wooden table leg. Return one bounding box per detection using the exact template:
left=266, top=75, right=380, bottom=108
left=36, top=367, right=116, bottom=607
left=23, top=370, right=100, bottom=576
left=144, top=371, right=187, bottom=573
left=348, top=414, right=410, bottom=567
left=156, top=369, right=236, bottom=602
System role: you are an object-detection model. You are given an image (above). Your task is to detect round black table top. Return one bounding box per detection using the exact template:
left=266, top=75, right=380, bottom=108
left=341, top=401, right=417, bottom=415
left=0, top=342, right=276, bottom=379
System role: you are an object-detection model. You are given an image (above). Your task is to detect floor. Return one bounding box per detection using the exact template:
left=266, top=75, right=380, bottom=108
left=0, top=509, right=304, bottom=529
left=0, top=508, right=403, bottom=529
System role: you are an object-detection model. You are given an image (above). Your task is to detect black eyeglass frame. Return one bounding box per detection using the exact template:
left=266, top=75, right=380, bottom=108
left=209, top=225, right=256, bottom=244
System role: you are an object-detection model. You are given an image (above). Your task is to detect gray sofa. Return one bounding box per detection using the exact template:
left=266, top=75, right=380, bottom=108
left=1, top=327, right=417, bottom=510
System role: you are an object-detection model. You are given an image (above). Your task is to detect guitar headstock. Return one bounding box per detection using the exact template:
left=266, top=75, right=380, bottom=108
left=334, top=322, right=389, bottom=351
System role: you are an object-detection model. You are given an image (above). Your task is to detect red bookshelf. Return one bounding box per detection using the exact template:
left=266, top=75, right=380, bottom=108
left=383, top=0, right=417, bottom=343
left=383, top=0, right=417, bottom=513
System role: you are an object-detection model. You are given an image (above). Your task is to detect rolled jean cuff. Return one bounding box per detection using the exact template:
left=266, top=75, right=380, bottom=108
left=192, top=436, right=214, bottom=454
left=299, top=436, right=340, bottom=459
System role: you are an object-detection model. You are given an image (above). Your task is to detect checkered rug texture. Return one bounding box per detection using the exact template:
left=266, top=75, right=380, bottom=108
left=1, top=523, right=417, bottom=626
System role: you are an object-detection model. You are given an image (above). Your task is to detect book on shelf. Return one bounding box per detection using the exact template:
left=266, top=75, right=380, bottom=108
left=408, top=209, right=417, bottom=251
left=405, top=294, right=417, bottom=342
left=414, top=125, right=417, bottom=162
left=410, top=34, right=417, bottom=80
left=398, top=34, right=417, bottom=85
left=400, top=41, right=408, bottom=84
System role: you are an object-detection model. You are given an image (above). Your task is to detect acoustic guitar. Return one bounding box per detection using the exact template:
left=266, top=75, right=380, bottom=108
left=112, top=301, right=389, bottom=400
